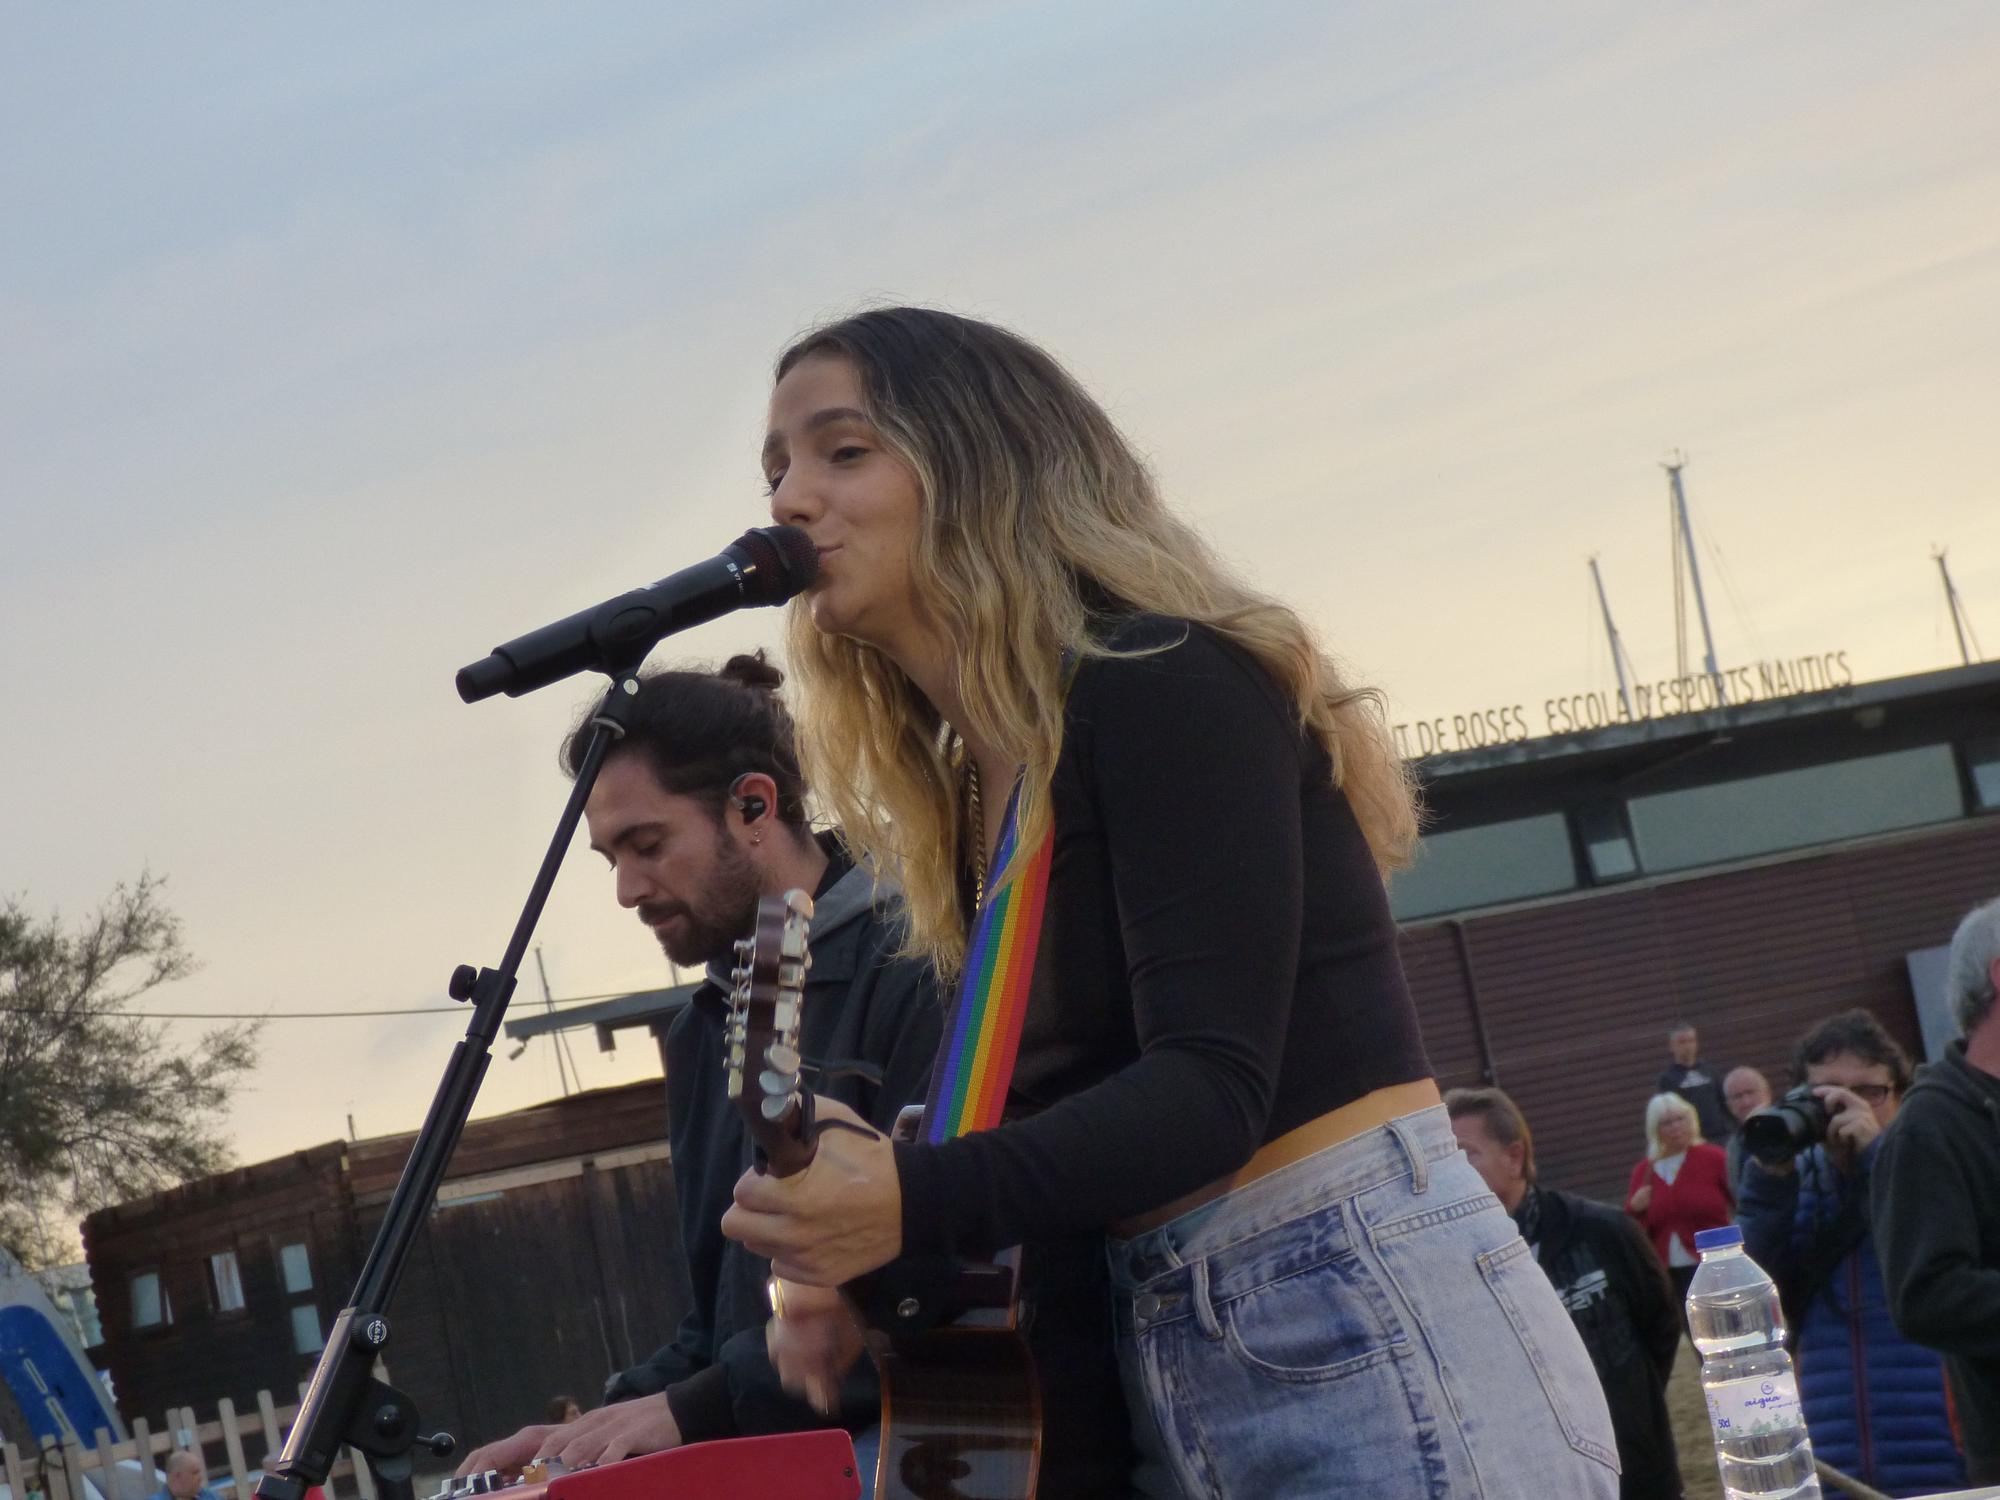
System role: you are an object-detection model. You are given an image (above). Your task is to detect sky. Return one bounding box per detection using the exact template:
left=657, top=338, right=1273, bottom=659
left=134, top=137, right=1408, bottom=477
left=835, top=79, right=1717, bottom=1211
left=4, top=2, right=1998, bottom=1183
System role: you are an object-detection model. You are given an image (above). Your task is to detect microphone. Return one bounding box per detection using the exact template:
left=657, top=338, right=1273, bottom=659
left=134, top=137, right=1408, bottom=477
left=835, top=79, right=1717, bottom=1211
left=455, top=525, right=819, bottom=702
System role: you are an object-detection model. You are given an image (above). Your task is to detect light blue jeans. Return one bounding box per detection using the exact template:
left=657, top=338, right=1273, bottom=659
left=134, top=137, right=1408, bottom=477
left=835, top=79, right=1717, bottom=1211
left=1107, top=1106, right=1621, bottom=1499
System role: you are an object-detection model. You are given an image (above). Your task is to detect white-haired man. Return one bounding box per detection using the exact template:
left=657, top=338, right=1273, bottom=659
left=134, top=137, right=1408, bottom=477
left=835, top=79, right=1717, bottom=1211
left=1874, top=895, right=2000, bottom=1485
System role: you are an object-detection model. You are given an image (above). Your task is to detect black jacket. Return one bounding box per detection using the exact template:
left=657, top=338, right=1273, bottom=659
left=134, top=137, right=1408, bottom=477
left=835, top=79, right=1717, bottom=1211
left=1872, top=1039, right=2000, bottom=1484
left=602, top=838, right=943, bottom=1443
left=1522, top=1185, right=1684, bottom=1500
left=1657, top=1060, right=1734, bottom=1144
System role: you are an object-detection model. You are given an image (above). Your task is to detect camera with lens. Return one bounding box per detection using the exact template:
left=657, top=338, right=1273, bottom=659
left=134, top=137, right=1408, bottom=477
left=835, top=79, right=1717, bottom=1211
left=1740, top=1084, right=1830, bottom=1164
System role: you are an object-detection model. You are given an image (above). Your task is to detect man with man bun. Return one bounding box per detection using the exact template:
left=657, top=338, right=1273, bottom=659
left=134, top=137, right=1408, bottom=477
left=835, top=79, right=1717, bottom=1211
left=456, top=655, right=940, bottom=1485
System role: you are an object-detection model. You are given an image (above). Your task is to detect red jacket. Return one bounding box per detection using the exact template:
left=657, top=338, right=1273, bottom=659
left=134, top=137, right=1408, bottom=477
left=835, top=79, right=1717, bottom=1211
left=1627, top=1142, right=1733, bottom=1265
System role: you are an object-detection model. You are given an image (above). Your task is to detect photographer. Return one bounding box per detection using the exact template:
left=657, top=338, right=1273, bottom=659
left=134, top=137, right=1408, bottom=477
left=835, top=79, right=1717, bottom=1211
left=1737, top=1009, right=1962, bottom=1496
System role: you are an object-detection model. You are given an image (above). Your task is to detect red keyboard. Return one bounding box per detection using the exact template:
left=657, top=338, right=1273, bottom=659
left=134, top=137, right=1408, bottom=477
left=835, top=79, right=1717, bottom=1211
left=446, top=1432, right=862, bottom=1500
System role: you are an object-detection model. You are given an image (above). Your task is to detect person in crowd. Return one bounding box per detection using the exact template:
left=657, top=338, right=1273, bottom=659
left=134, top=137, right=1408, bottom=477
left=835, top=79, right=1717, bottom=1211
left=1627, top=1092, right=1732, bottom=1310
left=1722, top=1065, right=1773, bottom=1192
left=455, top=658, right=941, bottom=1488
left=719, top=306, right=1618, bottom=1498
left=151, top=1452, right=221, bottom=1500
left=544, top=1396, right=583, bottom=1425
left=1738, top=1009, right=1962, bottom=1496
left=1876, top=895, right=2000, bottom=1486
left=1657, top=1021, right=1733, bottom=1144
left=1448, top=1088, right=1683, bottom=1500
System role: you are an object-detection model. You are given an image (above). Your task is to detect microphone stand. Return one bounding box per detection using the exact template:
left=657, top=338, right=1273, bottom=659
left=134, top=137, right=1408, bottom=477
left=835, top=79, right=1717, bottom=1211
left=255, top=660, right=649, bottom=1500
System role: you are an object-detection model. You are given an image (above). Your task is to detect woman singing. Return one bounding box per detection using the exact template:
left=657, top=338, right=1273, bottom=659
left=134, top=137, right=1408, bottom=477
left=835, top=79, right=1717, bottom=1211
left=722, top=307, right=1617, bottom=1498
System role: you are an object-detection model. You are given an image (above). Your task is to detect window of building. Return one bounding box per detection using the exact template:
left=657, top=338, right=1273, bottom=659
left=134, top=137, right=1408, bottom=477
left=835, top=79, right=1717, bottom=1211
left=1574, top=802, right=1640, bottom=882
left=1389, top=813, right=1577, bottom=920
left=279, top=1242, right=313, bottom=1295
left=208, top=1251, right=246, bottom=1313
left=130, top=1272, right=171, bottom=1329
left=1626, top=744, right=1965, bottom=874
left=290, top=1303, right=326, bottom=1355
left=1969, top=738, right=2000, bottom=812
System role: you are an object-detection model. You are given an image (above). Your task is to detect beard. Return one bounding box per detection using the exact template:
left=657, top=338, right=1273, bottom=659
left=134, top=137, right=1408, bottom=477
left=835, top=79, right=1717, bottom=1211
left=636, top=825, right=764, bottom=968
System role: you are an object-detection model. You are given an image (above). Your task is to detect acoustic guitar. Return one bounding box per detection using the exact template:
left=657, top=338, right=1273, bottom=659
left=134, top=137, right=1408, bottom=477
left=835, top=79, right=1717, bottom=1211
left=726, top=889, right=1041, bottom=1500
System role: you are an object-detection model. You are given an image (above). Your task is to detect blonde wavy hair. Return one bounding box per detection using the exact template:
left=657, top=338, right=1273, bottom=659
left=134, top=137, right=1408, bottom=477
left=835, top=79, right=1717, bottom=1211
left=777, top=307, right=1418, bottom=971
left=1644, top=1092, right=1705, bottom=1160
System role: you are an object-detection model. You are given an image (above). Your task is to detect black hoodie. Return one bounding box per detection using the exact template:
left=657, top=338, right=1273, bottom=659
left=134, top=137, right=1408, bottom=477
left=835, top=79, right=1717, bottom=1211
left=1871, top=1038, right=2000, bottom=1483
left=602, top=836, right=943, bottom=1443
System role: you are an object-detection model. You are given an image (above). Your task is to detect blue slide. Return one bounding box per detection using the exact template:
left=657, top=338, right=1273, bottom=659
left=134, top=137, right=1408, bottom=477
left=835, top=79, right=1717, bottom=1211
left=0, top=1254, right=123, bottom=1448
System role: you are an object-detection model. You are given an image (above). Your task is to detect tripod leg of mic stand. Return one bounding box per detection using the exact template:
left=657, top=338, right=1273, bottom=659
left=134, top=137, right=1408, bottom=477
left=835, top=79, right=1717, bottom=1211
left=361, top=1451, right=416, bottom=1500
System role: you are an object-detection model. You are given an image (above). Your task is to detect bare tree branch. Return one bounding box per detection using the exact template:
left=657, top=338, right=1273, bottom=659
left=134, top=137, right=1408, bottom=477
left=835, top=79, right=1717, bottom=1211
left=0, top=873, right=259, bottom=1268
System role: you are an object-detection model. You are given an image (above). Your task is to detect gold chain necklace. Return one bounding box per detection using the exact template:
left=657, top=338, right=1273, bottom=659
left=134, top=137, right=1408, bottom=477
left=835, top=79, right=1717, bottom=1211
left=965, top=759, right=987, bottom=909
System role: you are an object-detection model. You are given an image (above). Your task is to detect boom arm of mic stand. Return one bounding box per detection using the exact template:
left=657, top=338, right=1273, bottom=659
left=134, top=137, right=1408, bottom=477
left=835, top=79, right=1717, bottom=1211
left=256, top=667, right=648, bottom=1500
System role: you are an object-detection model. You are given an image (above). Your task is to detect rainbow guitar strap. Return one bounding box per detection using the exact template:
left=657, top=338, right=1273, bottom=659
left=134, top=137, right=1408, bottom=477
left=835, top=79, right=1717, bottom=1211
left=920, top=769, right=1057, bottom=1142
left=922, top=656, right=1079, bottom=1143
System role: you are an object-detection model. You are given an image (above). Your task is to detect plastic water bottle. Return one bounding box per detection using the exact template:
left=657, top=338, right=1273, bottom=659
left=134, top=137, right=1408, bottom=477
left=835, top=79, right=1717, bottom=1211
left=1687, top=1225, right=1820, bottom=1499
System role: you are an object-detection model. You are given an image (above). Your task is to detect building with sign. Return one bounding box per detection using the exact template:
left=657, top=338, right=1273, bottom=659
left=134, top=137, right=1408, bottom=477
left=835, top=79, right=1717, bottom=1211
left=1395, top=658, right=2000, bottom=1203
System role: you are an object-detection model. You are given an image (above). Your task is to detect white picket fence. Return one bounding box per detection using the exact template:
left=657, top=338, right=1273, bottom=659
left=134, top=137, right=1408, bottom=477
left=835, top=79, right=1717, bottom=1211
left=3, top=1388, right=381, bottom=1500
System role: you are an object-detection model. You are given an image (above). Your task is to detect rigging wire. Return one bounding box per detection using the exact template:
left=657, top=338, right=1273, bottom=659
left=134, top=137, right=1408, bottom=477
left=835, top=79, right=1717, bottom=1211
left=1692, top=507, right=1766, bottom=663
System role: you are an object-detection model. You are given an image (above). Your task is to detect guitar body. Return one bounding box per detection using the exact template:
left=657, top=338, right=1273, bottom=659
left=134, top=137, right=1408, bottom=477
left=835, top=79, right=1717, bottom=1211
left=874, top=1317, right=1041, bottom=1500
left=732, top=895, right=1041, bottom=1500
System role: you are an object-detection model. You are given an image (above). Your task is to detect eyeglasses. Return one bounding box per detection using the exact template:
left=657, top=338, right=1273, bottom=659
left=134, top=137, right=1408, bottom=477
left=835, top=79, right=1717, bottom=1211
left=1847, top=1083, right=1894, bottom=1105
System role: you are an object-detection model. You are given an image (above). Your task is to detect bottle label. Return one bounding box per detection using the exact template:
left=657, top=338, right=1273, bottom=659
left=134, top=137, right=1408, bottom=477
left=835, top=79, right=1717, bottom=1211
left=1706, top=1371, right=1803, bottom=1437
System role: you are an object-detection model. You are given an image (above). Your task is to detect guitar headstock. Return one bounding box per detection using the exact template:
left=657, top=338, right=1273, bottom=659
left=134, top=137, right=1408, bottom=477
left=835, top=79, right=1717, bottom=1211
left=725, top=888, right=815, bottom=1176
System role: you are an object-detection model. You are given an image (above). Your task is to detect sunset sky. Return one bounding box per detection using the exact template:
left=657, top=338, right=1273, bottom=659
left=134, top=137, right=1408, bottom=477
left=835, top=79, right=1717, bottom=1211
left=4, top=2, right=1997, bottom=1177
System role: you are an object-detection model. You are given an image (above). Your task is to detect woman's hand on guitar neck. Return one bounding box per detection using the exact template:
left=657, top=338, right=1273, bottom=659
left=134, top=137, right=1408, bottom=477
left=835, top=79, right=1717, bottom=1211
left=766, top=1279, right=866, bottom=1414
left=722, top=1094, right=903, bottom=1285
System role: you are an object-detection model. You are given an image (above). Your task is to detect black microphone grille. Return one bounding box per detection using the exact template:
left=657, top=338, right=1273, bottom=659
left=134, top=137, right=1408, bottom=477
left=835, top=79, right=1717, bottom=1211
left=733, top=524, right=819, bottom=604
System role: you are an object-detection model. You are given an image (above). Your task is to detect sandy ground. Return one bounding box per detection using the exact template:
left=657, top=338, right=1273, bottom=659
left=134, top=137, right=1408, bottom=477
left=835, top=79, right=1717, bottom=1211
left=1667, top=1338, right=1727, bottom=1500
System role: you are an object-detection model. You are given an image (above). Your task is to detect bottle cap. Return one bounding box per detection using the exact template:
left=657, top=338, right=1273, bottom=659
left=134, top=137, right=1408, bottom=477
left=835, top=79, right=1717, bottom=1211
left=1695, top=1225, right=1743, bottom=1251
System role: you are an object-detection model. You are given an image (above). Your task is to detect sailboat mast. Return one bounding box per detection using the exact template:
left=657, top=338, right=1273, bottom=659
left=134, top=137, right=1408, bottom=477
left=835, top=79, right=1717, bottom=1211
left=1936, top=548, right=1975, bottom=666
left=1666, top=457, right=1726, bottom=703
left=1589, top=555, right=1634, bottom=719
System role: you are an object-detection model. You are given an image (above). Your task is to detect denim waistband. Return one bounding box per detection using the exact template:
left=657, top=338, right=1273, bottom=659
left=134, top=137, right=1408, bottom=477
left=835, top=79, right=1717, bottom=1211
left=1105, top=1104, right=1462, bottom=1301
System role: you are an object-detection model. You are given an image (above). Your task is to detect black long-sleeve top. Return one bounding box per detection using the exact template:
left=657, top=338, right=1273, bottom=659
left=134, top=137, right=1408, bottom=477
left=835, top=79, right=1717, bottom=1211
left=895, top=614, right=1432, bottom=1259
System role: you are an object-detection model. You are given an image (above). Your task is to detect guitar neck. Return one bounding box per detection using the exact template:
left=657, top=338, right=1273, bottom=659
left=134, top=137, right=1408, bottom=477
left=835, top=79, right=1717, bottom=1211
left=729, top=890, right=818, bottom=1182
left=753, top=1098, right=816, bottom=1179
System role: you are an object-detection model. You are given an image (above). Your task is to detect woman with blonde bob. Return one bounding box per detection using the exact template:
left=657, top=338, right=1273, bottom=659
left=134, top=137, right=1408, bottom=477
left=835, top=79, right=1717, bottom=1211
left=722, top=307, right=1616, bottom=1499
left=1628, top=1091, right=1735, bottom=1311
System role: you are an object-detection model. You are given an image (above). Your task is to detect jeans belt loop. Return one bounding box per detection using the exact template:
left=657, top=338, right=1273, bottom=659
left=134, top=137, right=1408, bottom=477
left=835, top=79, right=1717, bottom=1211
left=1190, top=1258, right=1223, bottom=1342
left=1387, top=1114, right=1430, bottom=1194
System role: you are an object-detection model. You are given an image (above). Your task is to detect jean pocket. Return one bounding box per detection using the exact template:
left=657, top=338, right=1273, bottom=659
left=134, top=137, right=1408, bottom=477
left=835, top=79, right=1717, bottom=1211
left=1477, top=1236, right=1621, bottom=1471
left=1219, top=1251, right=1409, bottom=1384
